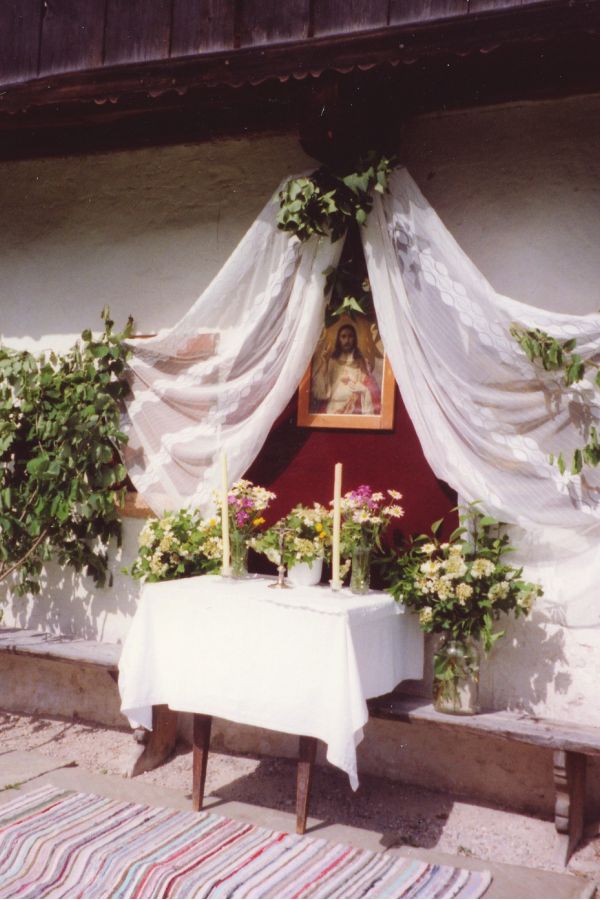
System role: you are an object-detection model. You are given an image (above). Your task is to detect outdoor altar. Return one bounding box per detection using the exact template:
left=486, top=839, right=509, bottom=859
left=118, top=573, right=424, bottom=831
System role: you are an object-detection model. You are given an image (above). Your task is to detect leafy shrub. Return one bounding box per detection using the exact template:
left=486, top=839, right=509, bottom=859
left=0, top=308, right=131, bottom=595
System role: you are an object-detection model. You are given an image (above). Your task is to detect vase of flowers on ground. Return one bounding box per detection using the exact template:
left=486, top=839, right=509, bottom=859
left=339, top=485, right=405, bottom=595
left=251, top=503, right=332, bottom=586
left=387, top=502, right=542, bottom=715
left=223, top=479, right=276, bottom=578
left=128, top=509, right=222, bottom=582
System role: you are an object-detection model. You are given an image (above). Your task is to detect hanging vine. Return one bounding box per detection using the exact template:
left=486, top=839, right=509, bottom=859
left=276, top=151, right=393, bottom=322
left=510, top=324, right=600, bottom=474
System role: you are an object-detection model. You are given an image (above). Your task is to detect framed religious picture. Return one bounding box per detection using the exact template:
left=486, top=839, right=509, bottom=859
left=297, top=314, right=396, bottom=430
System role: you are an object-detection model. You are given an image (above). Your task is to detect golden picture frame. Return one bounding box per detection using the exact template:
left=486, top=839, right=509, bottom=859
left=297, top=315, right=396, bottom=430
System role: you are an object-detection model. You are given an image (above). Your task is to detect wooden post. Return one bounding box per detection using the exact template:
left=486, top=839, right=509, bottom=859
left=192, top=713, right=213, bottom=811
left=296, top=735, right=317, bottom=835
left=554, top=749, right=587, bottom=865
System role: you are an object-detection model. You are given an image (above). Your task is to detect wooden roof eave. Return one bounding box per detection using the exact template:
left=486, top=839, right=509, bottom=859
left=1, top=0, right=599, bottom=116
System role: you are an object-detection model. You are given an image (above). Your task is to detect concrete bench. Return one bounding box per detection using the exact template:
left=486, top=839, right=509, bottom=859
left=0, top=628, right=177, bottom=777
left=368, top=692, right=600, bottom=865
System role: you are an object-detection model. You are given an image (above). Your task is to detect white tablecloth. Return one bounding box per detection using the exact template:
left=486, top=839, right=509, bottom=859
left=119, top=574, right=424, bottom=789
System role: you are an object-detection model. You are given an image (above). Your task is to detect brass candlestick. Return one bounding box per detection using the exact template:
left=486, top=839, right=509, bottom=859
left=268, top=524, right=293, bottom=589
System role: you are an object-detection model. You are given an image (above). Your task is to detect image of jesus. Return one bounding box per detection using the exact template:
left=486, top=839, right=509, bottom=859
left=310, top=323, right=381, bottom=415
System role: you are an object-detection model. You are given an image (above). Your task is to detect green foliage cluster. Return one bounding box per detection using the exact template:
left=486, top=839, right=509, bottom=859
left=128, top=508, right=222, bottom=583
left=250, top=504, right=332, bottom=569
left=386, top=504, right=541, bottom=665
left=276, top=153, right=394, bottom=245
left=511, top=324, right=600, bottom=474
left=510, top=325, right=588, bottom=385
left=324, top=261, right=373, bottom=325
left=0, top=308, right=132, bottom=596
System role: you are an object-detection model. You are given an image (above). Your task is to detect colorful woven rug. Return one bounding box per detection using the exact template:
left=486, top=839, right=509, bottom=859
left=0, top=785, right=491, bottom=898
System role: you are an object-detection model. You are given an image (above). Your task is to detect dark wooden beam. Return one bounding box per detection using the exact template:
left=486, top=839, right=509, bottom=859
left=1, top=17, right=598, bottom=162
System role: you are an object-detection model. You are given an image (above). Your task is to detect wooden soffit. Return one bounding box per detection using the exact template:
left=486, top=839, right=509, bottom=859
left=1, top=0, right=599, bottom=115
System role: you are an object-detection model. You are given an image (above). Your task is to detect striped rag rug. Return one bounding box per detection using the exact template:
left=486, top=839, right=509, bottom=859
left=0, top=785, right=491, bottom=899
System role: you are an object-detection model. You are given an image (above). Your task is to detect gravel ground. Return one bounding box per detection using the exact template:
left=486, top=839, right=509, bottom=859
left=1, top=708, right=600, bottom=884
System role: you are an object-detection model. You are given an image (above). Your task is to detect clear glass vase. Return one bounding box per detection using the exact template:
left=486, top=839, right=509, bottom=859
left=230, top=529, right=249, bottom=579
left=433, top=636, right=480, bottom=715
left=350, top=544, right=371, bottom=595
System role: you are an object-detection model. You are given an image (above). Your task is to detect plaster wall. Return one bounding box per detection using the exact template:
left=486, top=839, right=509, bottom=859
left=1, top=92, right=600, bottom=811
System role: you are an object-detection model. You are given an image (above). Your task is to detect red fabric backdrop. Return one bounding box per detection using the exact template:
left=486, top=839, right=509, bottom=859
left=247, top=383, right=457, bottom=578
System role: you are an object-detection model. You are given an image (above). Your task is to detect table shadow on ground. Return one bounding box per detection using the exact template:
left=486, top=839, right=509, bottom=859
left=183, top=752, right=459, bottom=849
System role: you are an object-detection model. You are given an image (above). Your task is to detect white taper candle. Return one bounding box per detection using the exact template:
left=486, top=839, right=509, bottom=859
left=331, top=462, right=342, bottom=590
left=221, top=451, right=231, bottom=577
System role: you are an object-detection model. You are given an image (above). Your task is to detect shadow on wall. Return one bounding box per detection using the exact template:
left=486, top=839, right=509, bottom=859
left=400, top=610, right=570, bottom=716
left=5, top=533, right=142, bottom=644
left=479, top=610, right=570, bottom=714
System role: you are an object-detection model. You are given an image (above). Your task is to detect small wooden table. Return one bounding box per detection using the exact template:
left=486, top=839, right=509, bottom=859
left=191, top=713, right=317, bottom=834
left=118, top=574, right=424, bottom=829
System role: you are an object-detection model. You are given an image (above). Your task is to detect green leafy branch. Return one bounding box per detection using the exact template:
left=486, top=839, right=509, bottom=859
left=323, top=232, right=374, bottom=325
left=276, top=152, right=394, bottom=245
left=510, top=324, right=600, bottom=474
left=0, top=307, right=133, bottom=596
left=277, top=152, right=393, bottom=322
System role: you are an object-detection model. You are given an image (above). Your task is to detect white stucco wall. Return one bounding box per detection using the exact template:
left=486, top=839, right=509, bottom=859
left=399, top=93, right=600, bottom=316
left=1, top=93, right=600, bottom=738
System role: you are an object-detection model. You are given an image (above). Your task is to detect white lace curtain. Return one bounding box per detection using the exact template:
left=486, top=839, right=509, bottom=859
left=122, top=195, right=341, bottom=513
left=363, top=169, right=600, bottom=628
left=123, top=168, right=600, bottom=626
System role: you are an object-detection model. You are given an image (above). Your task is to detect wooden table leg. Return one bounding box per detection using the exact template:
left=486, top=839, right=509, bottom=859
left=192, top=713, right=212, bottom=811
left=554, top=749, right=587, bottom=865
left=123, top=704, right=178, bottom=778
left=296, top=735, right=317, bottom=835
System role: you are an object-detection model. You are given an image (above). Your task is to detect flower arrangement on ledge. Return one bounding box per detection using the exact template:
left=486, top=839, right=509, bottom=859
left=339, top=485, right=405, bottom=594
left=386, top=502, right=542, bottom=713
left=251, top=503, right=332, bottom=570
left=129, top=509, right=222, bottom=582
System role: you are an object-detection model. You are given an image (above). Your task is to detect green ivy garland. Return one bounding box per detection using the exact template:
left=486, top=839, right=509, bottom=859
left=511, top=324, right=600, bottom=474
left=276, top=152, right=393, bottom=320
left=276, top=152, right=393, bottom=244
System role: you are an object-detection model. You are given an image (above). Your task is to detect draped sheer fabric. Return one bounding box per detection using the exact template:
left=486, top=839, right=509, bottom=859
left=363, top=168, right=600, bottom=627
left=123, top=168, right=600, bottom=626
left=122, top=193, right=341, bottom=514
